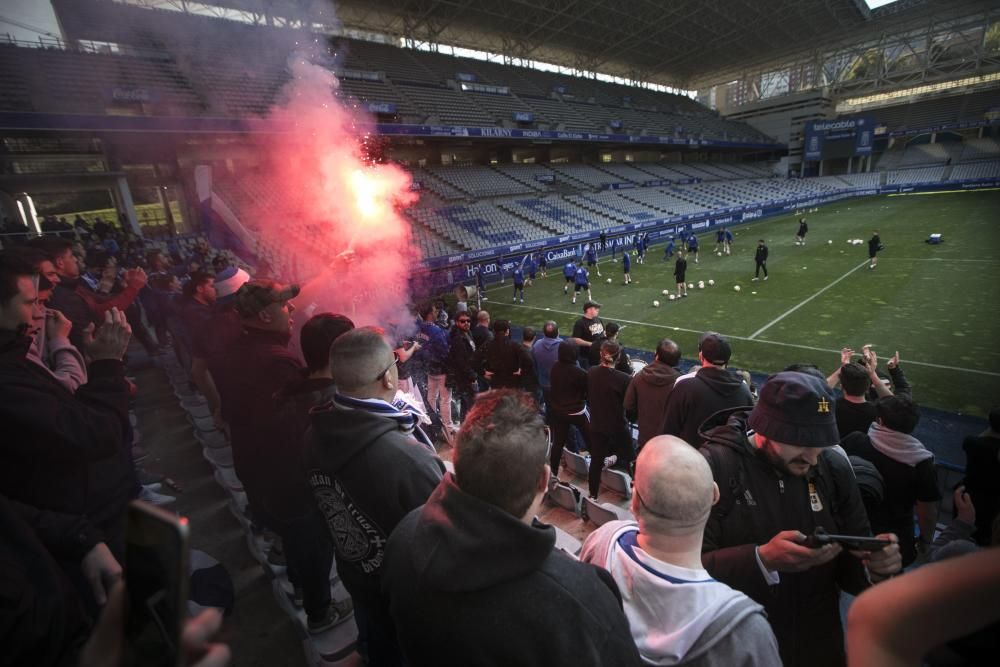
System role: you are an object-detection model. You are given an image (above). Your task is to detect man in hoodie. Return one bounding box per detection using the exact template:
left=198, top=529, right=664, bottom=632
left=476, top=318, right=522, bottom=390
left=271, top=313, right=356, bottom=632
left=662, top=332, right=753, bottom=447
left=306, top=327, right=444, bottom=666
left=841, top=394, right=940, bottom=566
left=548, top=341, right=593, bottom=479
left=531, top=320, right=562, bottom=409
left=624, top=339, right=681, bottom=449
left=382, top=389, right=641, bottom=667
left=698, top=371, right=902, bottom=667
left=580, top=435, right=780, bottom=666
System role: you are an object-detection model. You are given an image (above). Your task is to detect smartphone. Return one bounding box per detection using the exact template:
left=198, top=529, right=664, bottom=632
left=805, top=527, right=890, bottom=552
left=124, top=500, right=191, bottom=667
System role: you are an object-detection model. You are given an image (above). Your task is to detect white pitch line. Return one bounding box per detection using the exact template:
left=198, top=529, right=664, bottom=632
left=887, top=257, right=1000, bottom=263
left=492, top=301, right=1000, bottom=378
left=748, top=260, right=869, bottom=340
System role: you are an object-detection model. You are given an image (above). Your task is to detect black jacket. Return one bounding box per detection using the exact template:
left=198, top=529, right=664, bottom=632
left=548, top=342, right=588, bottom=415
left=0, top=329, right=132, bottom=549
left=382, top=474, right=641, bottom=667
left=699, top=410, right=872, bottom=667
left=587, top=365, right=632, bottom=435
left=0, top=495, right=100, bottom=667
left=623, top=360, right=681, bottom=447
left=305, top=399, right=444, bottom=598
left=269, top=374, right=337, bottom=521
left=446, top=327, right=477, bottom=386
left=755, top=244, right=768, bottom=262
left=214, top=327, right=304, bottom=504
left=662, top=367, right=754, bottom=447
left=477, top=335, right=522, bottom=389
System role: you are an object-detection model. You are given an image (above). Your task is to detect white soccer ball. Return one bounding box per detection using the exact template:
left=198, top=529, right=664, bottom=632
left=652, top=300, right=660, bottom=307
left=687, top=283, right=694, bottom=289
left=828, top=240, right=833, bottom=244
left=716, top=251, right=722, bottom=256
left=698, top=281, right=705, bottom=289
left=668, top=294, right=676, bottom=301
left=661, top=289, right=669, bottom=295
left=708, top=279, right=715, bottom=286
left=734, top=285, right=741, bottom=292
left=606, top=277, right=612, bottom=283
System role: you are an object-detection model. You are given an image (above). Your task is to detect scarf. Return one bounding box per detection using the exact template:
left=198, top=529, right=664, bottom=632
left=868, top=422, right=934, bottom=467
left=333, top=393, right=435, bottom=452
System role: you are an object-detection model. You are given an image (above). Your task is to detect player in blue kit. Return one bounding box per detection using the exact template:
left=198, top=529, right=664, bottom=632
left=526, top=255, right=537, bottom=285
left=572, top=263, right=591, bottom=304
left=585, top=244, right=601, bottom=277
left=512, top=266, right=525, bottom=302
left=538, top=251, right=547, bottom=277
left=663, top=235, right=675, bottom=260
left=724, top=227, right=733, bottom=255
left=476, top=264, right=487, bottom=301
left=687, top=233, right=700, bottom=263
left=635, top=235, right=645, bottom=264
left=563, top=260, right=576, bottom=294
left=622, top=250, right=632, bottom=285
left=716, top=228, right=726, bottom=253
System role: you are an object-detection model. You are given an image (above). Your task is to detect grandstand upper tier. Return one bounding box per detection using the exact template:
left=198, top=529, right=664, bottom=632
left=0, top=0, right=771, bottom=145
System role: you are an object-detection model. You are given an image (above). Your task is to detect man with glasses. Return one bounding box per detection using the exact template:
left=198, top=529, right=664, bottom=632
left=581, top=435, right=780, bottom=666
left=448, top=313, right=477, bottom=428
left=306, top=327, right=444, bottom=665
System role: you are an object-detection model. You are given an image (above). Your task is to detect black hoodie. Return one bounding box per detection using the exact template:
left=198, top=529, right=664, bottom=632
left=662, top=366, right=754, bottom=447
left=548, top=341, right=588, bottom=415
left=698, top=409, right=872, bottom=667
left=304, top=399, right=444, bottom=598
left=623, top=360, right=681, bottom=447
left=382, top=474, right=641, bottom=667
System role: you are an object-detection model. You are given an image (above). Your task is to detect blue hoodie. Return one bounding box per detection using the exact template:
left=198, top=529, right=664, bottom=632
left=531, top=335, right=563, bottom=389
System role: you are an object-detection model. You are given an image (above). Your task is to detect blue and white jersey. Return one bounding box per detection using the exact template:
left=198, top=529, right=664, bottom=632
left=586, top=247, right=597, bottom=264
left=513, top=268, right=524, bottom=286
left=687, top=235, right=699, bottom=250
left=716, top=230, right=726, bottom=243
left=574, top=266, right=590, bottom=286
left=563, top=262, right=577, bottom=279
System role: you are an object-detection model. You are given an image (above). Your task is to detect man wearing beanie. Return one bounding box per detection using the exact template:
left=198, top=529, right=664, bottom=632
left=698, top=371, right=902, bottom=667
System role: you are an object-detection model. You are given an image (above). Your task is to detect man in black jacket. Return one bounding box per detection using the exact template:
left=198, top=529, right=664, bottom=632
left=447, top=312, right=477, bottom=425
left=624, top=338, right=681, bottom=448
left=753, top=239, right=768, bottom=280
left=382, top=390, right=641, bottom=667
left=306, top=327, right=444, bottom=666
left=662, top=332, right=753, bottom=447
left=699, top=371, right=902, bottom=667
left=0, top=254, right=134, bottom=560
left=476, top=319, right=521, bottom=389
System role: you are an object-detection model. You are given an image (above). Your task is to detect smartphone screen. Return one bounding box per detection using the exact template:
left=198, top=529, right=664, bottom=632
left=125, top=500, right=190, bottom=667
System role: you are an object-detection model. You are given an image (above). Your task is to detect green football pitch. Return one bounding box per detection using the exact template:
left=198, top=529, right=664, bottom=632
left=486, top=188, right=1000, bottom=417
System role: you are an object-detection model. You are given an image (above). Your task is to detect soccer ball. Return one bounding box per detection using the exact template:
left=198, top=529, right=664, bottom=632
left=708, top=279, right=715, bottom=286
left=687, top=283, right=694, bottom=289
left=716, top=251, right=722, bottom=256
left=734, top=285, right=741, bottom=292
left=606, top=278, right=612, bottom=284
left=661, top=289, right=669, bottom=295
left=652, top=300, right=660, bottom=307
left=828, top=240, right=833, bottom=244
left=698, top=281, right=705, bottom=289
left=669, top=294, right=676, bottom=301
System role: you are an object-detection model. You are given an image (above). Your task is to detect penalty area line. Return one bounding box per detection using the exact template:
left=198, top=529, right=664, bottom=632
left=491, top=301, right=1000, bottom=378
left=748, top=260, right=869, bottom=340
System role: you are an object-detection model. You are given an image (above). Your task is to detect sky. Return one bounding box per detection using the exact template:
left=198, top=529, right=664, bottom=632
left=1, top=0, right=63, bottom=43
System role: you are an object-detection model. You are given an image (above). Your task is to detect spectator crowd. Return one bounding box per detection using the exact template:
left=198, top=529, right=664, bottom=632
left=1, top=222, right=998, bottom=667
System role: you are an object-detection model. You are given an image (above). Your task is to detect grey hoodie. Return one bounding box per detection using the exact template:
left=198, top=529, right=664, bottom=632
left=580, top=520, right=780, bottom=666
left=531, top=335, right=562, bottom=389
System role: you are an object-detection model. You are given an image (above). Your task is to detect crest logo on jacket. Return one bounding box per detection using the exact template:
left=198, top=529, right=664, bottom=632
left=310, top=472, right=386, bottom=574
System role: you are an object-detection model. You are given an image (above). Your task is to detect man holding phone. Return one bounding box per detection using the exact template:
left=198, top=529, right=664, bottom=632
left=698, top=371, right=902, bottom=667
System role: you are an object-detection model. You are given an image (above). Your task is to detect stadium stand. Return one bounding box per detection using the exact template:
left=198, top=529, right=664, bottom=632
left=947, top=160, right=1000, bottom=181
left=885, top=166, right=949, bottom=185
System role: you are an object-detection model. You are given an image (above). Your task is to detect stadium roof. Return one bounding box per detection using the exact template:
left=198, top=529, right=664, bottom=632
left=204, top=0, right=989, bottom=89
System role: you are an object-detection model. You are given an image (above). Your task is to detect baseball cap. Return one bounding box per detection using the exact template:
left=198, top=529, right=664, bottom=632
left=214, top=267, right=250, bottom=300
left=748, top=371, right=839, bottom=447
left=234, top=279, right=300, bottom=318
left=583, top=300, right=602, bottom=311
left=698, top=332, right=732, bottom=365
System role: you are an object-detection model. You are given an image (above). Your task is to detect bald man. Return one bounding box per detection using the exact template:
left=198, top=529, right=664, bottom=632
left=580, top=436, right=780, bottom=666
left=305, top=327, right=444, bottom=664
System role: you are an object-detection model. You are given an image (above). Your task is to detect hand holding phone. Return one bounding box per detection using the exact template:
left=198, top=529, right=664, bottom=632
left=804, top=526, right=892, bottom=552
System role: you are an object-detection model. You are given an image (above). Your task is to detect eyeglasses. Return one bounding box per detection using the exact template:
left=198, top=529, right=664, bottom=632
left=375, top=351, right=400, bottom=382
left=457, top=319, right=471, bottom=324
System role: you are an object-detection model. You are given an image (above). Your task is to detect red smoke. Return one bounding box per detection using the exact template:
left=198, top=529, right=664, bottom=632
left=252, top=53, right=419, bottom=329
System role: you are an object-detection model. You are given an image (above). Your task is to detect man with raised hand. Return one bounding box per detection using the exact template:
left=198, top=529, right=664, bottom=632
left=698, top=371, right=902, bottom=667
left=580, top=435, right=780, bottom=666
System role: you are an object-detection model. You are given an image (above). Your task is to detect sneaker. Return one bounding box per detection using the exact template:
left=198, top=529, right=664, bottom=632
left=307, top=598, right=355, bottom=634
left=513, top=297, right=517, bottom=302
left=519, top=298, right=524, bottom=303
left=751, top=277, right=759, bottom=281
left=139, top=485, right=176, bottom=507
left=764, top=276, right=768, bottom=281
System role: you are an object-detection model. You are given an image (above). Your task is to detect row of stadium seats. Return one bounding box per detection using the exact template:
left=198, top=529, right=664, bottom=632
left=36, top=0, right=770, bottom=143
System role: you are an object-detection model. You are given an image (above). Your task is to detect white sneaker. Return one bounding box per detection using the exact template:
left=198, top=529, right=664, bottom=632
left=140, top=485, right=176, bottom=507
